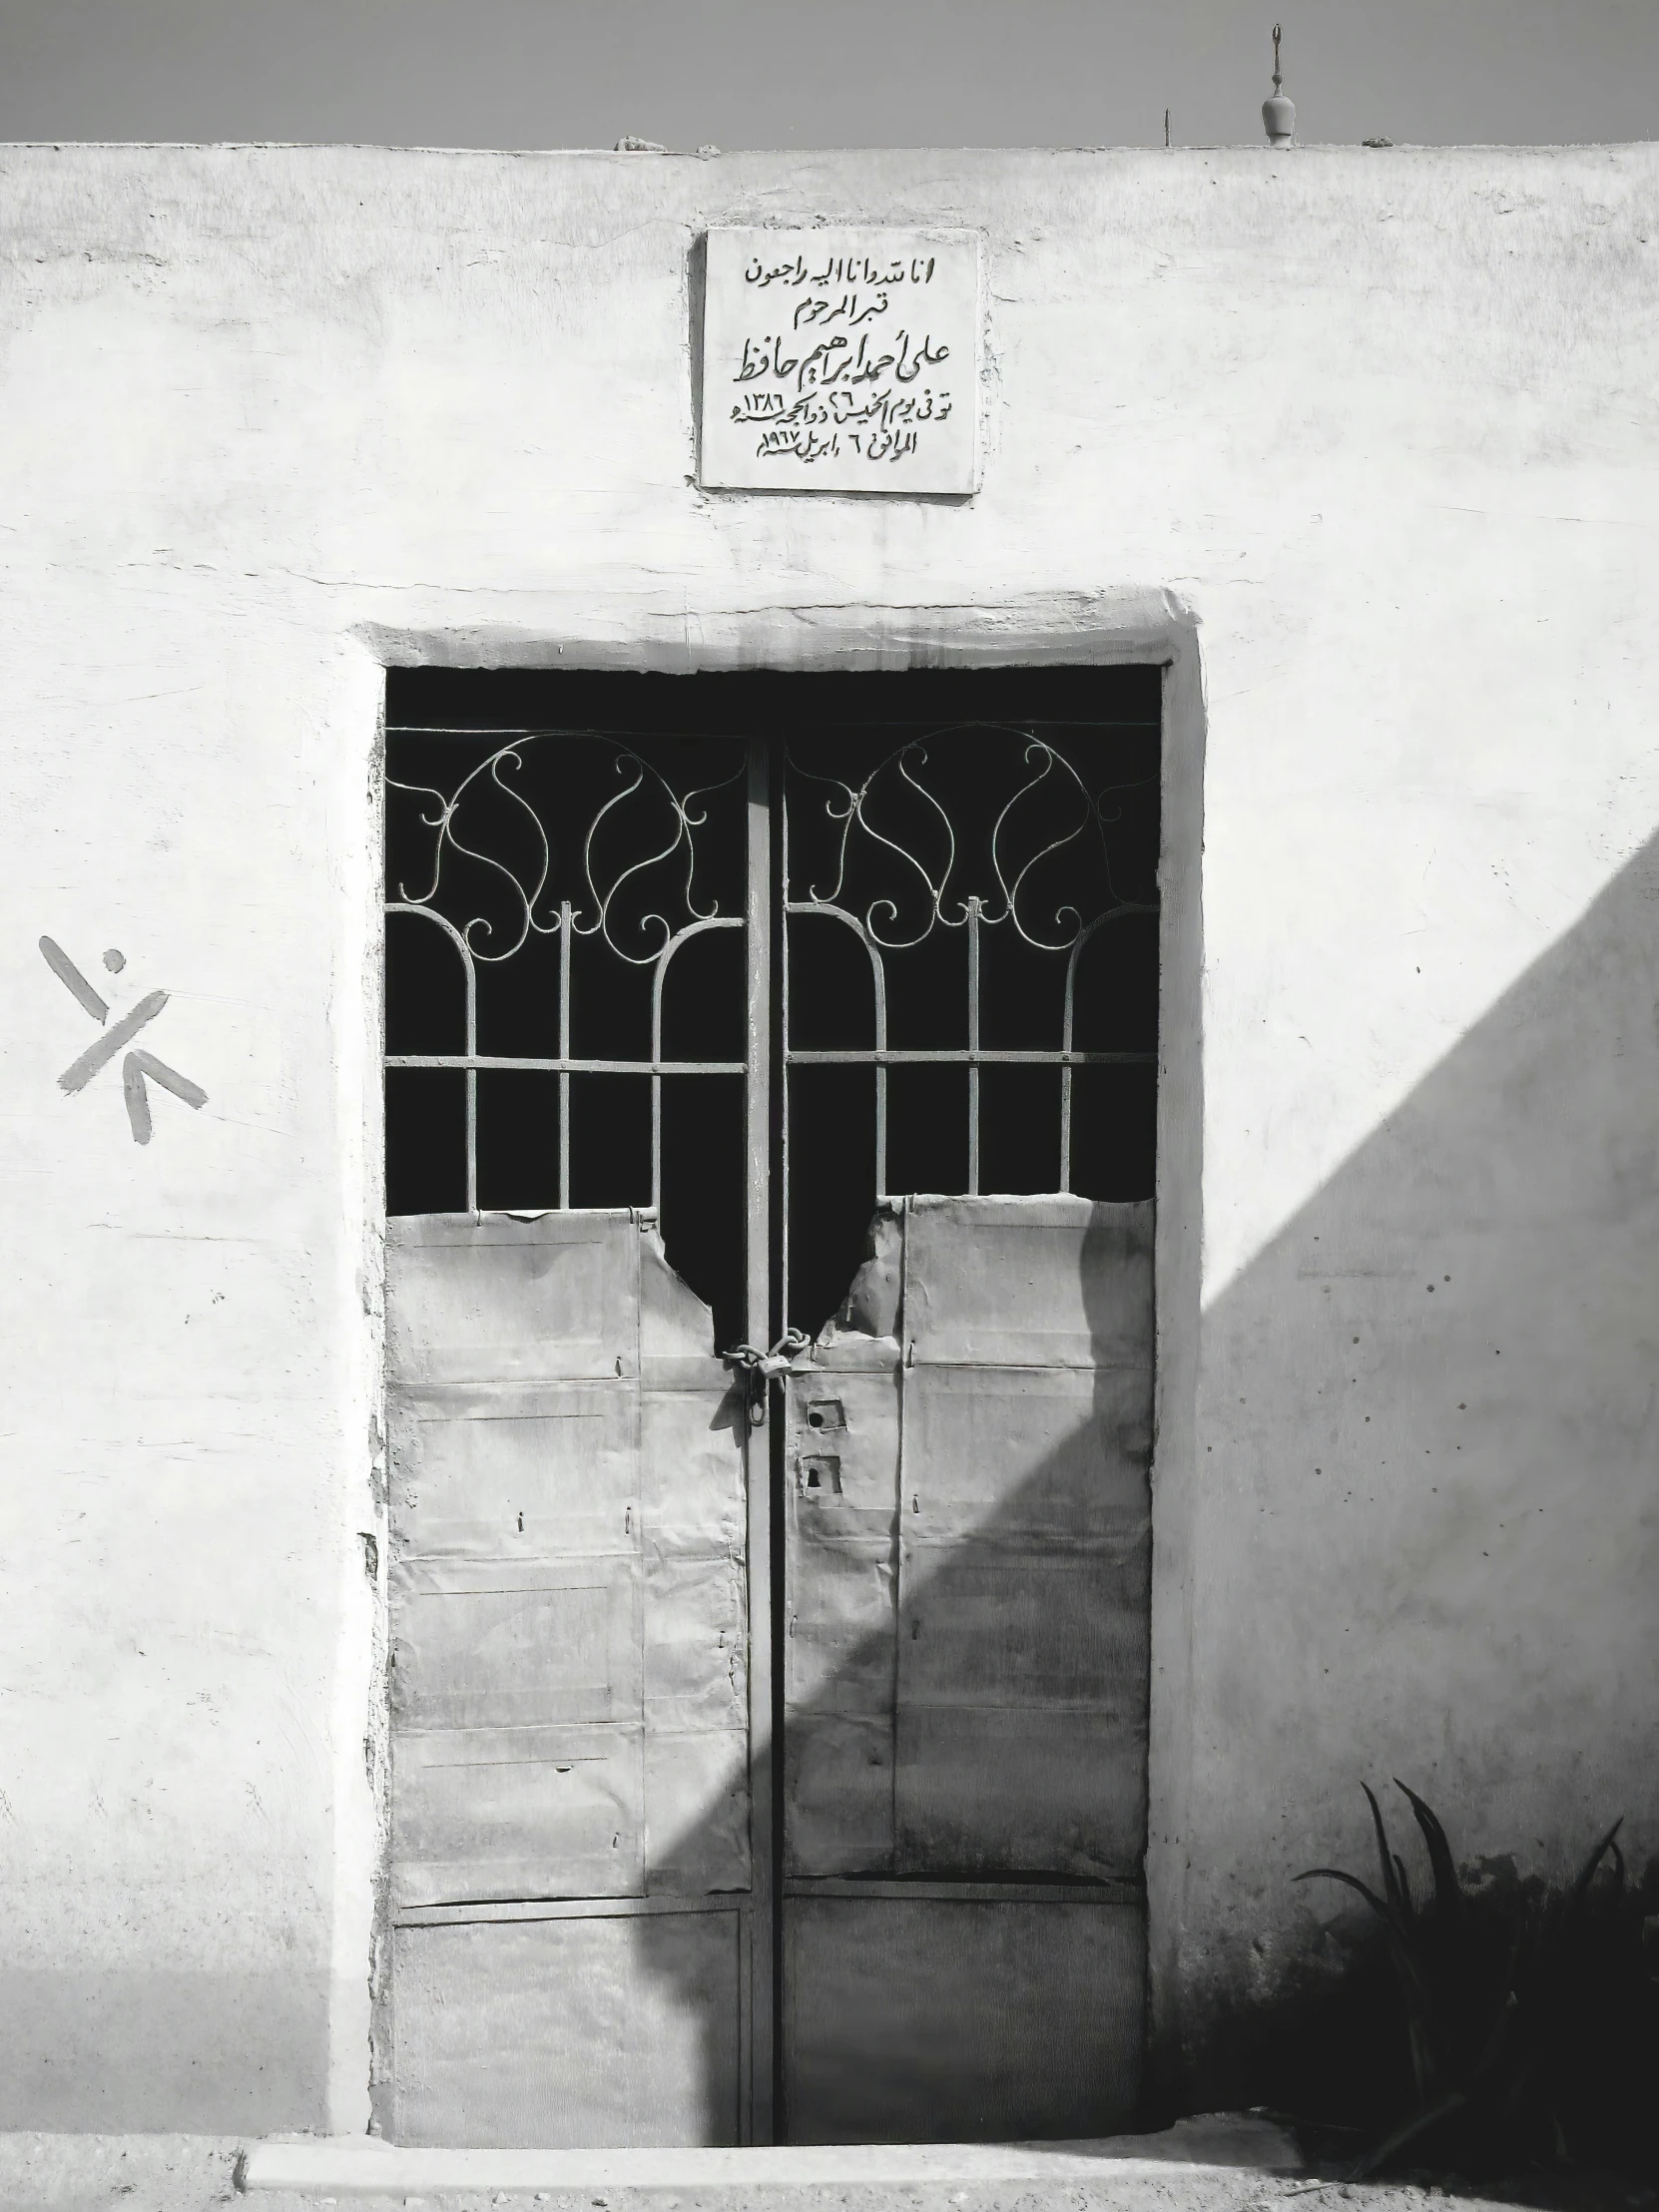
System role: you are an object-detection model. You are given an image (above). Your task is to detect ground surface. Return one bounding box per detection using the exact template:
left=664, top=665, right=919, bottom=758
left=0, top=2122, right=1650, bottom=2212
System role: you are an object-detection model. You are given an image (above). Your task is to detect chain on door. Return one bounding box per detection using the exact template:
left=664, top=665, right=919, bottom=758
left=376, top=666, right=1160, bottom=2148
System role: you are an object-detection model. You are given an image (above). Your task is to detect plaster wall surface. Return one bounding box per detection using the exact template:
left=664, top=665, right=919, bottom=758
left=0, top=141, right=1654, bottom=2128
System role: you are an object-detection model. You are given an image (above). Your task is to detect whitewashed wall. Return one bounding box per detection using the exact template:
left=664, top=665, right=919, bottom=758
left=0, top=141, right=1654, bottom=2129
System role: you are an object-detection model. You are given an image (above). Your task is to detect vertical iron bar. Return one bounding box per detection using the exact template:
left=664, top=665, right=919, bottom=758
left=779, top=788, right=791, bottom=1336
left=464, top=944, right=479, bottom=1215
left=872, top=937, right=888, bottom=1200
left=1060, top=917, right=1101, bottom=1198
left=891, top=1200, right=908, bottom=1853
left=650, top=934, right=668, bottom=1216
left=1060, top=929, right=1078, bottom=1198
left=558, top=901, right=572, bottom=1211
left=743, top=736, right=775, bottom=2145
left=966, top=896, right=980, bottom=1198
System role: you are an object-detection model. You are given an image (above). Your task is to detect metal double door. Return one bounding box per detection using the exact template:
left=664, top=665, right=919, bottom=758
left=377, top=703, right=1157, bottom=2146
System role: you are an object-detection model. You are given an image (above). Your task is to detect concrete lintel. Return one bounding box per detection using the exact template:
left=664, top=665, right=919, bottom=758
left=356, top=587, right=1200, bottom=677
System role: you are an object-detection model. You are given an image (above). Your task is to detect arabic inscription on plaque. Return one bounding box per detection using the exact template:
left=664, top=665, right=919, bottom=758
left=699, top=228, right=981, bottom=495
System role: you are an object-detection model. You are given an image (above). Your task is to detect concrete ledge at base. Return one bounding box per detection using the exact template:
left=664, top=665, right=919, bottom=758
left=241, top=2112, right=1303, bottom=2197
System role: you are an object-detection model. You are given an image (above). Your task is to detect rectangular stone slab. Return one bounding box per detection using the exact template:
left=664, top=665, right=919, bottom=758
left=700, top=228, right=982, bottom=495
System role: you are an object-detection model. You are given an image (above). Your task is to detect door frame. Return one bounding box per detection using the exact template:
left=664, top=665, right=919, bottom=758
left=366, top=591, right=1206, bottom=2133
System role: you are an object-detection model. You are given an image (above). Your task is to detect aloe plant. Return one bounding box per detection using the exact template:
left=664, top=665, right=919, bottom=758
left=1298, top=1783, right=1643, bottom=2179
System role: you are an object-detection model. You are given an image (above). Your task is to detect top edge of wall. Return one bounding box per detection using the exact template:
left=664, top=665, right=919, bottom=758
left=2, top=138, right=1657, bottom=157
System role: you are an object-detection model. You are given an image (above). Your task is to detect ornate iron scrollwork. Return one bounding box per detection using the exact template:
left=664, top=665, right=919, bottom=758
left=783, top=722, right=1158, bottom=1204
left=388, top=734, right=745, bottom=965
left=787, top=728, right=1148, bottom=950
left=384, top=728, right=749, bottom=1217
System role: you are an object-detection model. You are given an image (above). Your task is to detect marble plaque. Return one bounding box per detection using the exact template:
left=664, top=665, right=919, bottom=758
left=699, top=229, right=981, bottom=495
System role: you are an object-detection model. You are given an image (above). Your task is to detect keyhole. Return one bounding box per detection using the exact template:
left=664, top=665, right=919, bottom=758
left=517, top=1511, right=524, bottom=1532
left=806, top=1468, right=820, bottom=1490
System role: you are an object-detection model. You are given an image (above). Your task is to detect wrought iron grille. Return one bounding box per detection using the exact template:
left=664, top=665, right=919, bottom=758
left=383, top=669, right=1162, bottom=1342
left=383, top=724, right=750, bottom=1212
left=783, top=727, right=1158, bottom=1201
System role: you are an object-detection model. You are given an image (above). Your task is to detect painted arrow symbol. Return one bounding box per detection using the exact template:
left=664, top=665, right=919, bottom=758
left=121, top=1049, right=208, bottom=1145
left=56, top=985, right=171, bottom=1093
left=41, top=935, right=208, bottom=1144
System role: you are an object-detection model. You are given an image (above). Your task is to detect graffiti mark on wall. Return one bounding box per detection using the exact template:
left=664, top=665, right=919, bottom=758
left=40, top=936, right=208, bottom=1144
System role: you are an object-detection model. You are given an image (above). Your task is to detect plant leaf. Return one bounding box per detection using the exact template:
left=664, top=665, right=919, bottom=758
left=1394, top=1778, right=1463, bottom=1925
left=1392, top=1853, right=1413, bottom=1913
left=1566, top=1817, right=1623, bottom=1918
left=1470, top=1985, right=1523, bottom=2089
left=1364, top=1781, right=1407, bottom=1920
left=1404, top=2015, right=1435, bottom=2107
left=1354, top=2088, right=1468, bottom=2179
left=1295, top=1866, right=1391, bottom=1921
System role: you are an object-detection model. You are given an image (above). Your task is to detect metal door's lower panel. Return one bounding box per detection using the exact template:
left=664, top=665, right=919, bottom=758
left=386, top=1902, right=746, bottom=2148
left=381, top=1218, right=754, bottom=2145
left=781, top=1886, right=1143, bottom=2144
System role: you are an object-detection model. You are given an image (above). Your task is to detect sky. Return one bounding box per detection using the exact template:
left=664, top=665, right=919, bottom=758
left=0, top=0, right=1655, bottom=151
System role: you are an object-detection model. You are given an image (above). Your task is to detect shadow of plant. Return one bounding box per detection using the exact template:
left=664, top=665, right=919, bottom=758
left=1297, top=1783, right=1658, bottom=2182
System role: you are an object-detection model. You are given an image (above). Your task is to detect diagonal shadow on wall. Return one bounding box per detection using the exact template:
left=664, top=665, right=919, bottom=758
left=633, top=825, right=1659, bottom=2144
left=1159, top=822, right=1659, bottom=2123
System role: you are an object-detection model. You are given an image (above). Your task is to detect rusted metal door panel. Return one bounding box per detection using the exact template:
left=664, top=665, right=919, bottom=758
left=388, top=1906, right=744, bottom=2147
left=781, top=1194, right=1152, bottom=2138
left=894, top=1197, right=1153, bottom=1881
left=783, top=1890, right=1143, bottom=2143
left=645, top=1726, right=749, bottom=1895
left=902, top=1195, right=1154, bottom=1371
left=391, top=1388, right=638, bottom=1560
left=383, top=1211, right=750, bottom=2143
left=900, top=1365, right=1152, bottom=1537
left=895, top=1359, right=1150, bottom=1875
left=391, top=1726, right=644, bottom=1910
left=783, top=1357, right=901, bottom=1877
left=642, top=1546, right=749, bottom=1889
left=386, top=1213, right=640, bottom=1384
left=390, top=1557, right=643, bottom=1730
left=386, top=1216, right=649, bottom=1922
left=894, top=1705, right=1146, bottom=1880
left=639, top=1233, right=752, bottom=1894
